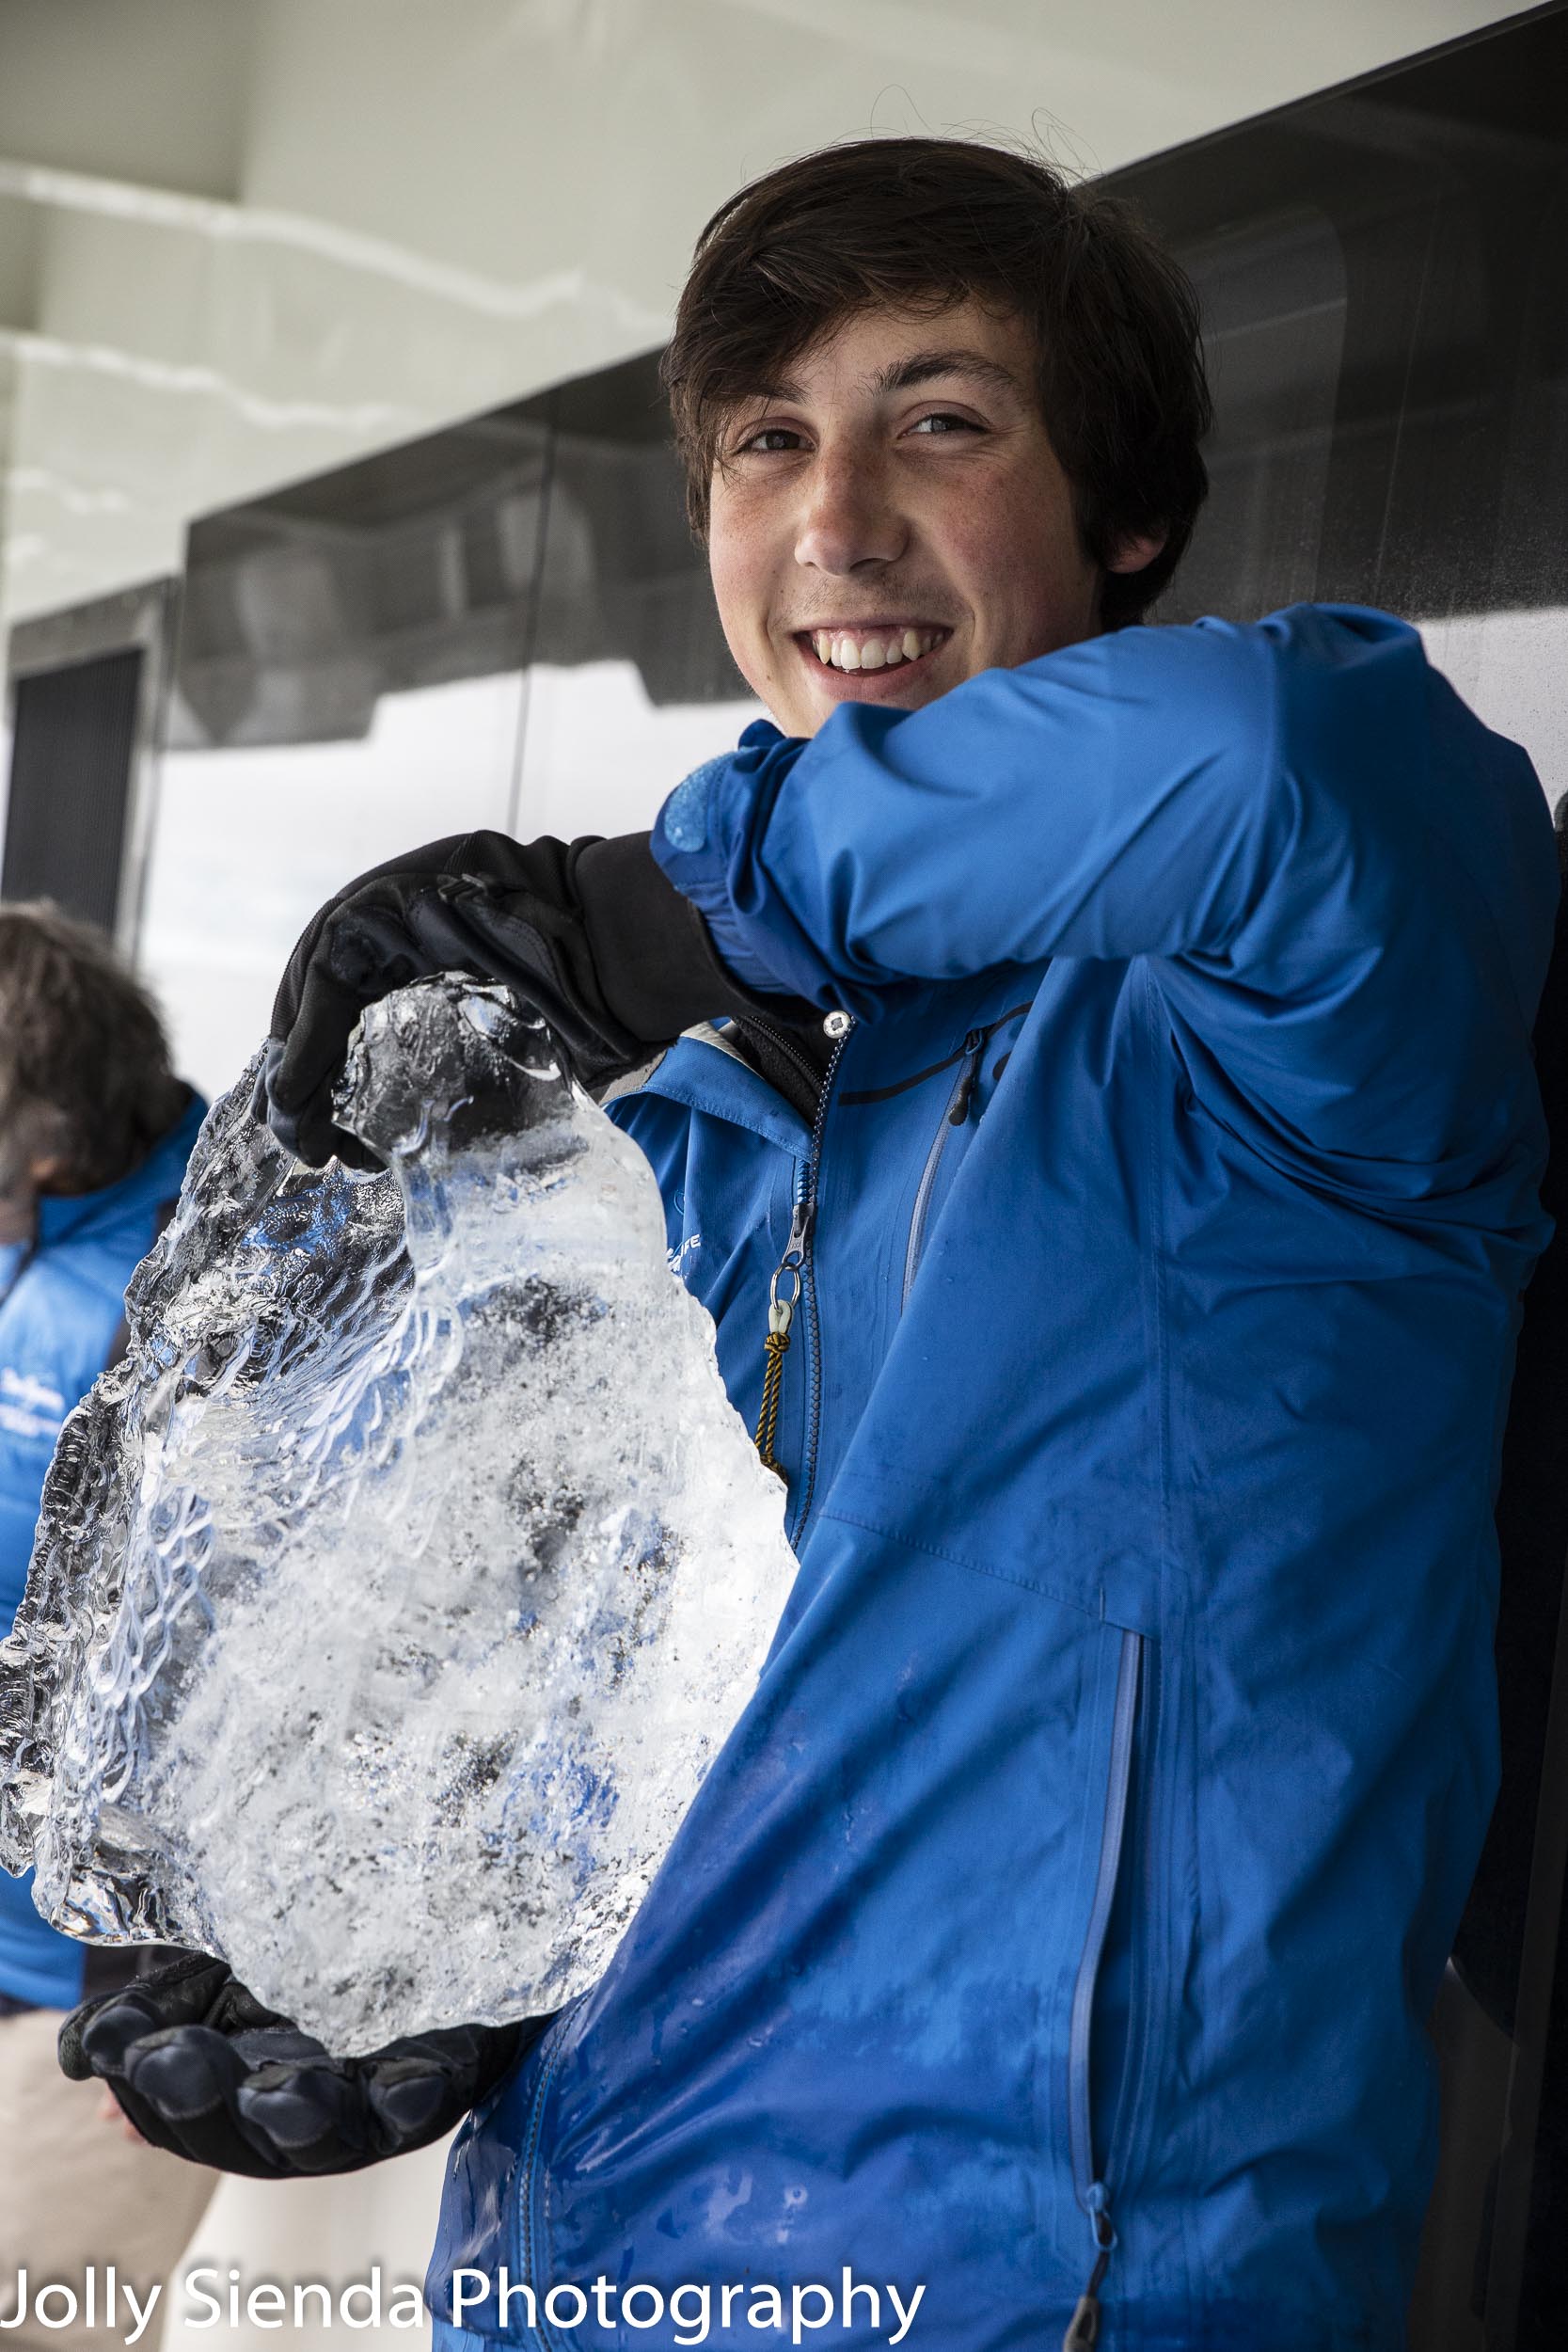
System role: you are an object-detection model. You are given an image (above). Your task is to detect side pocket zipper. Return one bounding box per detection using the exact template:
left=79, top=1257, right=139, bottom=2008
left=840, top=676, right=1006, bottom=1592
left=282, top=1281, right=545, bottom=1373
left=1063, top=1629, right=1145, bottom=2352
left=517, top=2002, right=579, bottom=2280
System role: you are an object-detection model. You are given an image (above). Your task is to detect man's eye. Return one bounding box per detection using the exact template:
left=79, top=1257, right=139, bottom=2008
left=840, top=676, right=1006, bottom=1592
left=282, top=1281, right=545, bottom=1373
left=909, top=412, right=982, bottom=436
left=736, top=425, right=803, bottom=455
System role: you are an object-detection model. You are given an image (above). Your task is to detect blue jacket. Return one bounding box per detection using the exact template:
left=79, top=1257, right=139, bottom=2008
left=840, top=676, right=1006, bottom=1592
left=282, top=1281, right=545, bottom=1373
left=428, top=609, right=1555, bottom=2351
left=0, top=1092, right=207, bottom=2007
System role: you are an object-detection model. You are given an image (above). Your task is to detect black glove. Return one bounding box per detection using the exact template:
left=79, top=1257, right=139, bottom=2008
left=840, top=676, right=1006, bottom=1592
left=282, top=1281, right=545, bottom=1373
left=262, top=829, right=768, bottom=1168
left=58, top=1951, right=545, bottom=2178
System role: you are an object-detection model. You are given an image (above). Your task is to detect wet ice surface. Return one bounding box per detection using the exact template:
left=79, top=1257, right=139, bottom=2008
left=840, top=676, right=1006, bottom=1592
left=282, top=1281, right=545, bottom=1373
left=0, top=978, right=796, bottom=2052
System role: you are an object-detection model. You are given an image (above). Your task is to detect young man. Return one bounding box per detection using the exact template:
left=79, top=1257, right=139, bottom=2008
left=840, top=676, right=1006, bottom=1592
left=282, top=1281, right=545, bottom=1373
left=0, top=903, right=214, bottom=2347
left=65, top=142, right=1557, bottom=2350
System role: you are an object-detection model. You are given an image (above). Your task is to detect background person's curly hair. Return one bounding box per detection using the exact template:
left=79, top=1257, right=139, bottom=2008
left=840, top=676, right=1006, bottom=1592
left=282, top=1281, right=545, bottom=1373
left=0, top=901, right=184, bottom=1200
left=663, top=136, right=1212, bottom=629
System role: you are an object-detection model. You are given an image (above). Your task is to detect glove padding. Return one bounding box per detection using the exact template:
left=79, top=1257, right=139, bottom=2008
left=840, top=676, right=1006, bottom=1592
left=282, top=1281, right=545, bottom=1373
left=58, top=1951, right=544, bottom=2178
left=262, top=829, right=762, bottom=1168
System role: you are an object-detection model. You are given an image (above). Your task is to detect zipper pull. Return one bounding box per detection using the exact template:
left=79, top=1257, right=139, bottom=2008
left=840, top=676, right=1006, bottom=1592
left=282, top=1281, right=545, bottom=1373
left=947, top=1030, right=986, bottom=1126
left=1062, top=2296, right=1100, bottom=2351
left=755, top=1204, right=813, bottom=1477
left=1061, top=2187, right=1116, bottom=2352
left=783, top=1199, right=814, bottom=1262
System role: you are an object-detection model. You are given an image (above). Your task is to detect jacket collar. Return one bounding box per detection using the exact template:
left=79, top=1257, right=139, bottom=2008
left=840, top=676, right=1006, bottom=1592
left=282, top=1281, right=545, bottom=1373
left=607, top=1025, right=813, bottom=1158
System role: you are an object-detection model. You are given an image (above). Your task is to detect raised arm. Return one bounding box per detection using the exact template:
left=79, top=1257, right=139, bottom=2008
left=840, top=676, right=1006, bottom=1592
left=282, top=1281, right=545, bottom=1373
left=655, top=604, right=1556, bottom=1189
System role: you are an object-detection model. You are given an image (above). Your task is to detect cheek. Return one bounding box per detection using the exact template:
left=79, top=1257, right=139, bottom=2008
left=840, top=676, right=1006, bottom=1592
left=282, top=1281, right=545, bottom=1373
left=942, top=474, right=1097, bottom=651
left=706, top=510, right=777, bottom=673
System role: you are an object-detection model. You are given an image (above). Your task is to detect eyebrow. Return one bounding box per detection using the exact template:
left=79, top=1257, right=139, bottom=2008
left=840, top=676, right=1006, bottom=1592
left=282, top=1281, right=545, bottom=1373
left=754, top=347, right=1026, bottom=405
left=872, top=347, right=1025, bottom=400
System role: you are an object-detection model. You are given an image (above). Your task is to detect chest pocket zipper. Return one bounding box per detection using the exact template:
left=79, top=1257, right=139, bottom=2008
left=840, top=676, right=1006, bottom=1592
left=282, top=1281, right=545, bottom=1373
left=1064, top=1628, right=1146, bottom=2351
left=901, top=1028, right=987, bottom=1309
left=893, top=1002, right=1034, bottom=1310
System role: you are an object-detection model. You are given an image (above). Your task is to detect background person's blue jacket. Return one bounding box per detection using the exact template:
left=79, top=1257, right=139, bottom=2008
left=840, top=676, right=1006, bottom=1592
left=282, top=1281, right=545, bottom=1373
left=0, top=1092, right=207, bottom=2008
left=429, top=608, right=1556, bottom=2352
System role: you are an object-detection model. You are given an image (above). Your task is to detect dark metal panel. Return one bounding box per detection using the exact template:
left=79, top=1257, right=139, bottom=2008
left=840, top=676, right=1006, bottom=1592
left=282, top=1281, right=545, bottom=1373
left=1104, top=4, right=1568, bottom=628
left=4, top=577, right=180, bottom=953
left=169, top=345, right=746, bottom=755
left=1, top=645, right=143, bottom=929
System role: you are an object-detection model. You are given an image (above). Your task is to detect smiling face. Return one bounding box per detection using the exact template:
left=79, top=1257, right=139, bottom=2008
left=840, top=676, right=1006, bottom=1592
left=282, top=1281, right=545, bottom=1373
left=705, top=297, right=1164, bottom=739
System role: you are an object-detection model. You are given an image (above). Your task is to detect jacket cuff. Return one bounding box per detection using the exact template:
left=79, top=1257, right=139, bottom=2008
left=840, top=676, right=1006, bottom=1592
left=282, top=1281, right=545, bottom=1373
left=575, top=833, right=795, bottom=1045
left=651, top=736, right=842, bottom=1007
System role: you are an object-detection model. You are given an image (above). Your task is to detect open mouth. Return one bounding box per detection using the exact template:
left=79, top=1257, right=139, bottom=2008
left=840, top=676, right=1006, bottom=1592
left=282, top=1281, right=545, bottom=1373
left=794, top=624, right=951, bottom=683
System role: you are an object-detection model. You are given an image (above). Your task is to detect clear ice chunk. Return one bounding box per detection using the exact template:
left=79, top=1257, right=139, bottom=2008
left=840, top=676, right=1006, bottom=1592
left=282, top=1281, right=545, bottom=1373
left=0, top=978, right=796, bottom=2053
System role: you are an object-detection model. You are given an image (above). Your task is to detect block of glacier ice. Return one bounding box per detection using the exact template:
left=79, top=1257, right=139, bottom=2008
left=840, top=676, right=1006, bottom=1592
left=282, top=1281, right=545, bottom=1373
left=0, top=977, right=796, bottom=2052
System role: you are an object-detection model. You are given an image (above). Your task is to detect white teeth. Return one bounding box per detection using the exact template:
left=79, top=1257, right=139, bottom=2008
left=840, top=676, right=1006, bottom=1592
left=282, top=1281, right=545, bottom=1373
left=809, top=628, right=940, bottom=671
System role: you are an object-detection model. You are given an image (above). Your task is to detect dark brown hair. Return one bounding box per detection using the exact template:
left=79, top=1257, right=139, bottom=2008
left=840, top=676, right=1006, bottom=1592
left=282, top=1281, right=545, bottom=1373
left=662, top=137, right=1212, bottom=628
left=0, top=901, right=182, bottom=1198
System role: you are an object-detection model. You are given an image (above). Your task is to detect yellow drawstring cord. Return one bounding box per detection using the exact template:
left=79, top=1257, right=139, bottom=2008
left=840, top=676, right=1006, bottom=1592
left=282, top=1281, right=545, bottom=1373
left=755, top=1327, right=790, bottom=1476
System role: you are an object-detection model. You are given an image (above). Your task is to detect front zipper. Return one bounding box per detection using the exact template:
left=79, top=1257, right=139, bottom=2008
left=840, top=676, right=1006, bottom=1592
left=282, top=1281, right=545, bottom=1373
left=901, top=1027, right=987, bottom=1310
left=753, top=1195, right=810, bottom=1479
left=755, top=1014, right=852, bottom=1538
left=1063, top=1628, right=1145, bottom=2351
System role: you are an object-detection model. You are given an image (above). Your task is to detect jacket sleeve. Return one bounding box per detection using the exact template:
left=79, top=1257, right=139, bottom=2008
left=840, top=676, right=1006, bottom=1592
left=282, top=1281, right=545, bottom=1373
left=653, top=605, right=1558, bottom=1188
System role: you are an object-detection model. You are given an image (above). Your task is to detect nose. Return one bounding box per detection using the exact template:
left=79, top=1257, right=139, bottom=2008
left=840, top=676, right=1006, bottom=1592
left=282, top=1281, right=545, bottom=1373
left=793, top=445, right=908, bottom=576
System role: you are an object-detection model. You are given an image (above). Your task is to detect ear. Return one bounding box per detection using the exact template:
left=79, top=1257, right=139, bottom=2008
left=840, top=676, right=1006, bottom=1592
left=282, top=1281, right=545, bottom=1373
left=1105, top=528, right=1168, bottom=577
